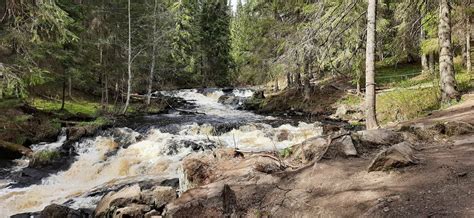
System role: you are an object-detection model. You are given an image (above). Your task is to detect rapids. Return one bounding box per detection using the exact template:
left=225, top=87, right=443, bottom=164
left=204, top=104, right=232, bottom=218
left=0, top=89, right=324, bottom=216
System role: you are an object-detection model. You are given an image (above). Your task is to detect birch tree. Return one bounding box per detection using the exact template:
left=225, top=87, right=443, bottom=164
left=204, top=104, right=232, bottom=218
left=146, top=0, right=159, bottom=106
left=122, top=0, right=132, bottom=114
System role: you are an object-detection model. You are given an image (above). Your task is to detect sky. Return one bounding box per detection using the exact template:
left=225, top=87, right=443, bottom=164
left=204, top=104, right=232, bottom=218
left=230, top=0, right=243, bottom=11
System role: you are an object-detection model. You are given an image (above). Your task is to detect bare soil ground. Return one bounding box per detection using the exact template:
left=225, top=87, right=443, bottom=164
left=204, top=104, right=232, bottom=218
left=255, top=95, right=474, bottom=217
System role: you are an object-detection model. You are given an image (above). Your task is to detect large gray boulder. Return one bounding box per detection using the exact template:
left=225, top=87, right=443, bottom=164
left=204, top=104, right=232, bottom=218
left=324, top=135, right=358, bottom=158
left=368, top=142, right=418, bottom=172
left=355, top=129, right=404, bottom=147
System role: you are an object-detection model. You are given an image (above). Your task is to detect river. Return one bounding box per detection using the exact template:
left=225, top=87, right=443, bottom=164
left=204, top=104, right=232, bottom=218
left=0, top=89, right=324, bottom=216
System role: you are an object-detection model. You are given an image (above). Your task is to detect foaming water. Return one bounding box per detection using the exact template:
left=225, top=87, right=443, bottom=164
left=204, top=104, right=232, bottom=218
left=0, top=89, right=323, bottom=216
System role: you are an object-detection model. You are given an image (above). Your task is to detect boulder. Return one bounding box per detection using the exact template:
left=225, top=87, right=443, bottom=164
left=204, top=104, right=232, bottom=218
left=334, top=105, right=348, bottom=118
left=113, top=204, right=151, bottom=218
left=288, top=137, right=329, bottom=164
left=442, top=121, right=474, bottom=136
left=0, top=140, right=33, bottom=159
left=355, top=129, right=403, bottom=147
left=165, top=183, right=239, bottom=217
left=141, top=186, right=177, bottom=209
left=253, top=157, right=283, bottom=174
left=66, top=126, right=99, bottom=142
left=39, top=204, right=92, bottom=218
left=324, top=135, right=358, bottom=158
left=94, top=184, right=141, bottom=217
left=368, top=142, right=418, bottom=172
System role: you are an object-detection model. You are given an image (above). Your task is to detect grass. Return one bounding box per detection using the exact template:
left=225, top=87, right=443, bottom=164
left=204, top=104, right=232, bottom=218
left=30, top=98, right=100, bottom=117
left=377, top=87, right=440, bottom=124
left=33, top=150, right=61, bottom=164
left=376, top=64, right=422, bottom=86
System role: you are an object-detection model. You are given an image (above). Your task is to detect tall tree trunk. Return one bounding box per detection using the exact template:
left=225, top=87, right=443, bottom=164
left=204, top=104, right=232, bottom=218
left=122, top=0, right=132, bottom=114
left=421, top=26, right=429, bottom=74
left=365, top=0, right=379, bottom=129
left=438, top=0, right=459, bottom=103
left=68, top=76, right=72, bottom=99
left=61, top=70, right=66, bottom=111
left=467, top=15, right=472, bottom=73
left=146, top=0, right=158, bottom=106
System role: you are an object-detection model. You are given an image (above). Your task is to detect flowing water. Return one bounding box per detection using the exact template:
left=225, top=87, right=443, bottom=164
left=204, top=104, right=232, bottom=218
left=0, top=89, right=324, bottom=216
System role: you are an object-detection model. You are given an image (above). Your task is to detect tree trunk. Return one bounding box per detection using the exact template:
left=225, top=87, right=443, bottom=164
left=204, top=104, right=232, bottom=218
left=421, top=26, right=429, bottom=74
left=438, top=0, right=459, bottom=103
left=61, top=71, right=66, bottom=111
left=467, top=17, right=472, bottom=73
left=286, top=72, right=292, bottom=87
left=122, top=0, right=132, bottom=114
left=68, top=75, right=72, bottom=99
left=365, top=0, right=379, bottom=129
left=146, top=0, right=158, bottom=106
left=429, top=52, right=435, bottom=74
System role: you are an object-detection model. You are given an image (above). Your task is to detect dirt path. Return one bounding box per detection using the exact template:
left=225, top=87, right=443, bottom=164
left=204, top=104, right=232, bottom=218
left=258, top=95, right=474, bottom=217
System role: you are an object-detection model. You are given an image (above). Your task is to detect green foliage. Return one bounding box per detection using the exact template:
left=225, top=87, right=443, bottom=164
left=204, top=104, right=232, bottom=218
left=376, top=64, right=423, bottom=86
left=279, top=147, right=293, bottom=158
left=33, top=150, right=61, bottom=164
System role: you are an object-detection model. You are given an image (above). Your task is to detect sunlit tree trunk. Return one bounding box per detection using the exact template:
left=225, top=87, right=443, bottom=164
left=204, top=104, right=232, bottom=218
left=438, top=0, right=459, bottom=103
left=467, top=14, right=472, bottom=73
left=365, top=0, right=379, bottom=129
left=122, top=0, right=132, bottom=114
left=421, top=26, right=429, bottom=74
left=146, top=0, right=158, bottom=106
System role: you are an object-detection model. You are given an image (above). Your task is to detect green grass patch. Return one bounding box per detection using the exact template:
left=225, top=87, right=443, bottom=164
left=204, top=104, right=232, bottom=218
left=33, top=150, right=60, bottom=164
left=376, top=64, right=422, bottom=86
left=30, top=98, right=100, bottom=116
left=78, top=116, right=111, bottom=127
left=337, top=94, right=362, bottom=107
left=377, top=87, right=440, bottom=124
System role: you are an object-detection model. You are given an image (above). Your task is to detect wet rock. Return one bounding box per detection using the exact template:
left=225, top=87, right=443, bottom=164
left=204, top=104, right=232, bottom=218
left=145, top=210, right=162, bottom=218
left=252, top=90, right=265, bottom=99
left=113, top=204, right=151, bottom=218
left=0, top=140, right=32, bottom=159
left=368, top=142, right=418, bottom=172
left=354, top=129, right=403, bottom=147
left=324, top=135, right=358, bottom=158
left=66, top=126, right=100, bottom=142
left=39, top=204, right=92, bottom=218
left=141, top=186, right=177, bottom=209
left=182, top=155, right=215, bottom=187
left=165, top=183, right=240, bottom=217
left=94, top=184, right=141, bottom=217
left=276, top=129, right=290, bottom=141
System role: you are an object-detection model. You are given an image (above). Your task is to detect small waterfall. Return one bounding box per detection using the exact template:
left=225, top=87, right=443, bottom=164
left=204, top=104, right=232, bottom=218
left=0, top=88, right=324, bottom=216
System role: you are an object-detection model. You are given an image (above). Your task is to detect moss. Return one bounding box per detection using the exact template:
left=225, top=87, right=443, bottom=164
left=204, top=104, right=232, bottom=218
left=33, top=150, right=60, bottom=164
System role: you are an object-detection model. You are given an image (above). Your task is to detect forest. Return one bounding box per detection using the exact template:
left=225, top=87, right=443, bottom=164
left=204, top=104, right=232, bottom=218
left=0, top=0, right=473, bottom=217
